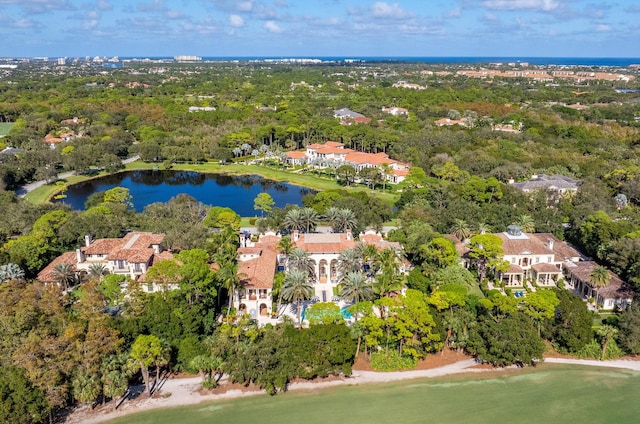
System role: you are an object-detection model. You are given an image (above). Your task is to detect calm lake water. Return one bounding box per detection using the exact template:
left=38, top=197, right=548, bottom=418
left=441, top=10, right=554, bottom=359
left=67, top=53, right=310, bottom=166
left=58, top=170, right=314, bottom=215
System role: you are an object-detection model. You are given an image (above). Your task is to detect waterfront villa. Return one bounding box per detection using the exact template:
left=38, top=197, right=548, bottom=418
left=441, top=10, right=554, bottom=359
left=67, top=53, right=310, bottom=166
left=37, top=232, right=173, bottom=291
left=235, top=229, right=405, bottom=325
left=454, top=225, right=632, bottom=309
left=284, top=141, right=411, bottom=184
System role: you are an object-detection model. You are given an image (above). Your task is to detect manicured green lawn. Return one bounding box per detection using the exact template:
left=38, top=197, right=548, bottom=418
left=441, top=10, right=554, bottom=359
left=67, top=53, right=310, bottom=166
left=107, top=365, right=640, bottom=424
left=0, top=122, right=13, bottom=137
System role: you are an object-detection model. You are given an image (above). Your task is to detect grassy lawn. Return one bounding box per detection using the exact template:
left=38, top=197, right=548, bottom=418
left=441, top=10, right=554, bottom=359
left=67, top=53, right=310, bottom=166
left=24, top=172, right=110, bottom=204
left=0, top=122, right=13, bottom=137
left=107, top=365, right=640, bottom=424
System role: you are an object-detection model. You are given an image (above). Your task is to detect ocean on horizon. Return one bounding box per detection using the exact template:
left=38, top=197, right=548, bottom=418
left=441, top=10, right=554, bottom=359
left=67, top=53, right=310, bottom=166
left=127, top=56, right=640, bottom=67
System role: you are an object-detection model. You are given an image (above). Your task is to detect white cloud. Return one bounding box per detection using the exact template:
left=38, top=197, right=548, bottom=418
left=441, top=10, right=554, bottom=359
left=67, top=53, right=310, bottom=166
left=230, top=14, right=244, bottom=27
left=237, top=1, right=253, bottom=12
left=371, top=2, right=413, bottom=19
left=97, top=0, right=112, bottom=11
left=166, top=9, right=184, bottom=19
left=595, top=24, right=610, bottom=32
left=264, top=20, right=283, bottom=33
left=447, top=7, right=461, bottom=18
left=482, top=0, right=559, bottom=11
left=82, top=19, right=99, bottom=30
left=0, top=0, right=75, bottom=14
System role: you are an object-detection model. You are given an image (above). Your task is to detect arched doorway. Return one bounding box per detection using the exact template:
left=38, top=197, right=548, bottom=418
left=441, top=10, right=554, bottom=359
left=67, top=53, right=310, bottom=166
left=259, top=303, right=268, bottom=316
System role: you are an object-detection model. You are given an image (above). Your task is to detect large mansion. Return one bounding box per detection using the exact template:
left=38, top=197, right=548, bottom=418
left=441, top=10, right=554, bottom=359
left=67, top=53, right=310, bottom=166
left=284, top=141, right=411, bottom=184
left=37, top=232, right=173, bottom=290
left=454, top=225, right=633, bottom=310
left=235, top=229, right=405, bottom=325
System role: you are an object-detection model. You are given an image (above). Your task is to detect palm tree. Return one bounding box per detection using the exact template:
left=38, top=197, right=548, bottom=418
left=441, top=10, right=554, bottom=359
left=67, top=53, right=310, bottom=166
left=102, top=370, right=129, bottom=411
left=597, top=325, right=619, bottom=360
left=232, top=147, right=243, bottom=158
left=590, top=266, right=611, bottom=309
left=373, top=248, right=404, bottom=298
left=283, top=208, right=305, bottom=232
left=325, top=207, right=342, bottom=231
left=241, top=143, right=252, bottom=155
left=276, top=235, right=295, bottom=263
left=217, top=261, right=243, bottom=316
left=288, top=248, right=315, bottom=277
left=88, top=263, right=108, bottom=281
left=517, top=214, right=535, bottom=233
left=356, top=243, right=379, bottom=276
left=475, top=222, right=492, bottom=235
left=0, top=263, right=25, bottom=282
left=281, top=270, right=314, bottom=328
left=52, top=262, right=77, bottom=289
left=450, top=219, right=471, bottom=241
left=338, top=248, right=363, bottom=277
left=336, top=208, right=358, bottom=233
left=340, top=271, right=374, bottom=304
left=72, top=372, right=101, bottom=408
left=300, top=207, right=319, bottom=233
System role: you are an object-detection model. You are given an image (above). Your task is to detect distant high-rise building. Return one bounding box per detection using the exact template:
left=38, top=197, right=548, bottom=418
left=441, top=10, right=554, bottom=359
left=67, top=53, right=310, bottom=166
left=57, top=57, right=66, bottom=65
left=174, top=55, right=202, bottom=62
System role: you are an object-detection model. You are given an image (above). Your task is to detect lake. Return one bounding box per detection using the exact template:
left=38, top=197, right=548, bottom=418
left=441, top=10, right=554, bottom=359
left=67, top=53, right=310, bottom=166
left=57, top=170, right=314, bottom=215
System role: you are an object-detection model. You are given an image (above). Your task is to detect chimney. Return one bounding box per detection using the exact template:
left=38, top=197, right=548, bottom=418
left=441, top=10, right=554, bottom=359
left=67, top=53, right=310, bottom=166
left=152, top=244, right=161, bottom=254
left=346, top=229, right=352, bottom=241
left=508, top=178, right=515, bottom=184
left=84, top=234, right=92, bottom=247
left=76, top=248, right=85, bottom=263
left=547, top=239, right=554, bottom=250
left=293, top=230, right=299, bottom=242
left=239, top=233, right=246, bottom=248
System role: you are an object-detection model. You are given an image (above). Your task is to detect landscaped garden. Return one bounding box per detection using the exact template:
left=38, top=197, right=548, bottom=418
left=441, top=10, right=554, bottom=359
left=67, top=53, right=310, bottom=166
left=105, top=365, right=640, bottom=424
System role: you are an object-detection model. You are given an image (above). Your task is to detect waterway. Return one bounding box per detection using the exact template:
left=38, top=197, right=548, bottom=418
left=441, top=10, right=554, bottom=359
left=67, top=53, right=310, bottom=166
left=57, top=170, right=314, bottom=215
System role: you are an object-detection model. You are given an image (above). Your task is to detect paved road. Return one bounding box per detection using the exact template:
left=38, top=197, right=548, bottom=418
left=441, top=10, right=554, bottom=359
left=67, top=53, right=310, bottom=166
left=16, top=155, right=139, bottom=198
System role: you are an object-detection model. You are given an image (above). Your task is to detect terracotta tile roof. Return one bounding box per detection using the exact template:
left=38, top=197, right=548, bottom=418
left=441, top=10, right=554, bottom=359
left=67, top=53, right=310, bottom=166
left=324, top=141, right=344, bottom=148
left=37, top=252, right=77, bottom=283
left=286, top=151, right=307, bottom=159
left=316, top=147, right=348, bottom=155
left=150, top=251, right=176, bottom=265
left=108, top=248, right=154, bottom=263
left=392, top=169, right=409, bottom=176
left=83, top=238, right=122, bottom=255
left=239, top=244, right=278, bottom=289
left=294, top=233, right=359, bottom=253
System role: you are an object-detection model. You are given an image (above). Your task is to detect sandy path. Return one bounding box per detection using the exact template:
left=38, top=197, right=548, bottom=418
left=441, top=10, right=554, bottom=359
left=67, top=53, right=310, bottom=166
left=65, top=357, right=640, bottom=424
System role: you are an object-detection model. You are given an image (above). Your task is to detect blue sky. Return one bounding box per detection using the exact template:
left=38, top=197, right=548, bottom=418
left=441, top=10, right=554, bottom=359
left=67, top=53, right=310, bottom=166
left=1, top=0, right=639, bottom=58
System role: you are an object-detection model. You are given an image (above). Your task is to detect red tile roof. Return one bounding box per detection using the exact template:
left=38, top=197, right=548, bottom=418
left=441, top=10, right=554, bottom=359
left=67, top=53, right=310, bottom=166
left=37, top=252, right=78, bottom=283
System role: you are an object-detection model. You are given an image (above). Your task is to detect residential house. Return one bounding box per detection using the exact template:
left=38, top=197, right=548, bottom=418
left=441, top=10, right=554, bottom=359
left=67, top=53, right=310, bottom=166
left=235, top=229, right=405, bottom=325
left=284, top=151, right=307, bottom=166
left=37, top=232, right=174, bottom=292
left=333, top=108, right=371, bottom=125
left=435, top=117, right=468, bottom=127
left=302, top=141, right=411, bottom=183
left=454, top=225, right=632, bottom=309
left=563, top=261, right=633, bottom=310
left=509, top=174, right=580, bottom=195
left=382, top=106, right=409, bottom=116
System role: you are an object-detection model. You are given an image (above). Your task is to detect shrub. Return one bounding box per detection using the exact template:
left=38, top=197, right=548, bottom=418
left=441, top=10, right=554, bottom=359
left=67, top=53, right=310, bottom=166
left=249, top=217, right=257, bottom=225
left=370, top=350, right=418, bottom=372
